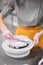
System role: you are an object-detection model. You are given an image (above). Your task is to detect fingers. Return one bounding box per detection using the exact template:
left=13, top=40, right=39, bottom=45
left=4, top=33, right=12, bottom=40
left=3, top=31, right=14, bottom=40
left=6, top=33, right=14, bottom=40
left=34, top=33, right=39, bottom=45
left=34, top=37, right=39, bottom=45
left=2, top=28, right=14, bottom=40
left=9, top=33, right=14, bottom=40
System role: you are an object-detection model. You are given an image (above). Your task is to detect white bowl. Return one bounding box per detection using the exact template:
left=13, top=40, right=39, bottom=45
left=2, top=35, right=34, bottom=58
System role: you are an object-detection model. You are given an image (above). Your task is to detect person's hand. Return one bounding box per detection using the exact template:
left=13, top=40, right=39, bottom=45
left=1, top=27, right=14, bottom=40
left=34, top=32, right=40, bottom=45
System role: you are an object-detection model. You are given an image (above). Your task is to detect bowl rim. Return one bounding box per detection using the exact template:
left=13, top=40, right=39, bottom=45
left=2, top=38, right=34, bottom=53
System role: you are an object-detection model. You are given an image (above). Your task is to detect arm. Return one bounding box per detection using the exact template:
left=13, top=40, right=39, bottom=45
left=39, top=30, right=43, bottom=36
left=34, top=18, right=43, bottom=44
left=0, top=14, right=5, bottom=30
left=0, top=0, right=14, bottom=40
left=0, top=0, right=14, bottom=29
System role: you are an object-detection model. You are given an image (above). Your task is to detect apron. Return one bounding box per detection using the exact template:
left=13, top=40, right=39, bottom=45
left=15, top=26, right=43, bottom=48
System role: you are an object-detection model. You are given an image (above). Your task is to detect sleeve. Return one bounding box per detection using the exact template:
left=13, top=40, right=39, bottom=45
left=40, top=18, right=43, bottom=28
left=1, top=0, right=14, bottom=18
left=40, top=0, right=43, bottom=29
left=39, top=0, right=43, bottom=29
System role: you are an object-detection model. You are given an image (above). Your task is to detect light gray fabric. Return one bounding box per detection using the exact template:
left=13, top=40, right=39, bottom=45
left=1, top=0, right=43, bottom=28
left=38, top=0, right=43, bottom=28
left=40, top=0, right=43, bottom=28
left=1, top=0, right=14, bottom=17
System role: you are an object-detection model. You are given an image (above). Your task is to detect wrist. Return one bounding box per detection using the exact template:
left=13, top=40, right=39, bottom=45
left=0, top=13, right=4, bottom=19
left=1, top=27, right=9, bottom=36
left=39, top=30, right=43, bottom=36
left=1, top=26, right=7, bottom=32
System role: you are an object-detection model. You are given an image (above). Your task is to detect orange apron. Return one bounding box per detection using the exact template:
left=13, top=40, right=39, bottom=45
left=15, top=26, right=43, bottom=48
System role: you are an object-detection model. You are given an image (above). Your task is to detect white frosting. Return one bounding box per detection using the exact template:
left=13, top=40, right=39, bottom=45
left=10, top=41, right=27, bottom=48
left=9, top=36, right=29, bottom=48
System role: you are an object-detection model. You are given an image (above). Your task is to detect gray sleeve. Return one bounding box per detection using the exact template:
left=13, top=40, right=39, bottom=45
left=41, top=0, right=43, bottom=28
left=40, top=18, right=43, bottom=28
left=39, top=17, right=43, bottom=29
left=1, top=0, right=14, bottom=18
left=39, top=0, right=43, bottom=29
